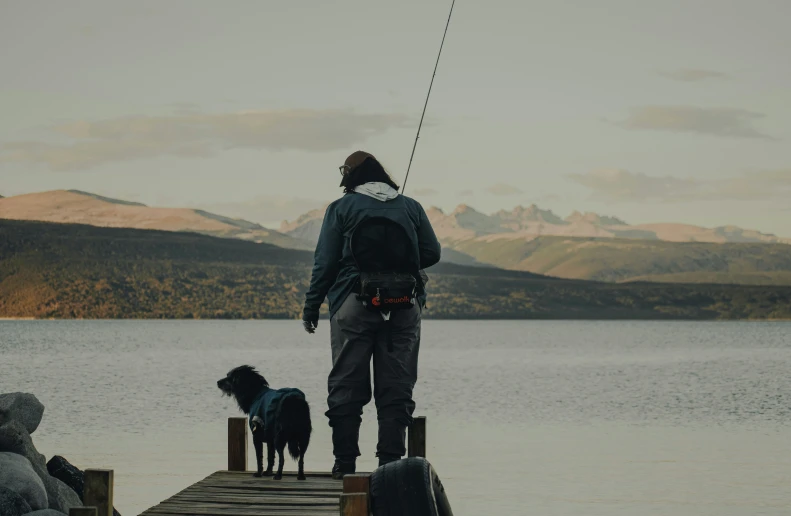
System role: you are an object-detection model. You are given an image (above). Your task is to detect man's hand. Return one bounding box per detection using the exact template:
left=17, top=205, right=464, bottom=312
left=303, top=318, right=318, bottom=334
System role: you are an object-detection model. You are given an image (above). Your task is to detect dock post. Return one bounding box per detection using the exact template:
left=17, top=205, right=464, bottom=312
left=408, top=416, right=426, bottom=458
left=228, top=416, right=248, bottom=471
left=83, top=469, right=113, bottom=516
left=340, top=493, right=369, bottom=516
left=341, top=474, right=370, bottom=515
left=343, top=474, right=370, bottom=494
left=69, top=509, right=98, bottom=516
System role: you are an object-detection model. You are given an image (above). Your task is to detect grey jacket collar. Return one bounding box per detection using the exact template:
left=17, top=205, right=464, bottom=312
left=353, top=182, right=399, bottom=201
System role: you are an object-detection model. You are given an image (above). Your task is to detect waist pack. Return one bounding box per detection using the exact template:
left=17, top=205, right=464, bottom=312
left=357, top=271, right=417, bottom=312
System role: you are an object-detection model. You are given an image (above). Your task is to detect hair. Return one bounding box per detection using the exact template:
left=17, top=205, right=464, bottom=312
left=341, top=157, right=400, bottom=193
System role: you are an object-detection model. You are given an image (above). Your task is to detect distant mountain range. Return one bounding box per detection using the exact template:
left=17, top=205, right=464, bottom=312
left=278, top=202, right=791, bottom=285
left=0, top=190, right=312, bottom=250
left=279, top=207, right=327, bottom=245
left=2, top=190, right=790, bottom=286
left=281, top=203, right=790, bottom=245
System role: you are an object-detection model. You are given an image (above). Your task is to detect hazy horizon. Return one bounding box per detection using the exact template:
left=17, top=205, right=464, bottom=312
left=2, top=1, right=790, bottom=236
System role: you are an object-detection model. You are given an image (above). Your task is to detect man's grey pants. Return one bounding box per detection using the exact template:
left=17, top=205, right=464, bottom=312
left=326, top=294, right=421, bottom=463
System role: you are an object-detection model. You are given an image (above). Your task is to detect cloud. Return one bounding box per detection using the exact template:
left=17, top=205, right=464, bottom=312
left=486, top=183, right=523, bottom=196
left=537, top=194, right=562, bottom=203
left=569, top=168, right=791, bottom=202
left=458, top=190, right=474, bottom=196
left=659, top=69, right=729, bottom=82
left=617, top=106, right=773, bottom=139
left=412, top=188, right=438, bottom=196
left=0, top=109, right=410, bottom=171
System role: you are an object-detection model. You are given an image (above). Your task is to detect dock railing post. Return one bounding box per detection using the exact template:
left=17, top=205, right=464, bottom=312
left=343, top=474, right=371, bottom=495
left=83, top=469, right=113, bottom=516
left=70, top=508, right=98, bottom=516
left=228, top=416, right=248, bottom=471
left=341, top=474, right=370, bottom=515
left=340, top=493, right=369, bottom=516
left=408, top=415, right=426, bottom=458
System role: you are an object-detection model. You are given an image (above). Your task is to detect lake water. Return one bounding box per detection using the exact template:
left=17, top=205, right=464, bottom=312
left=1, top=320, right=790, bottom=516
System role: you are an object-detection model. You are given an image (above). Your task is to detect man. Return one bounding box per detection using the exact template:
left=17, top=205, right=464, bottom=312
left=302, top=150, right=441, bottom=479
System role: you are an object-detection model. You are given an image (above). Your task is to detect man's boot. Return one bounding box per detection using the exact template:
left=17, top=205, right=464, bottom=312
left=331, top=421, right=360, bottom=479
left=376, top=421, right=406, bottom=468
left=331, top=460, right=356, bottom=480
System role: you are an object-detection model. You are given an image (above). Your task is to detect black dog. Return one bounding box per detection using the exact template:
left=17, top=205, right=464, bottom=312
left=217, top=365, right=312, bottom=480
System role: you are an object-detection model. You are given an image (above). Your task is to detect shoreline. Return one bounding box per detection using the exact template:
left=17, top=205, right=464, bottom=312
left=2, top=317, right=790, bottom=322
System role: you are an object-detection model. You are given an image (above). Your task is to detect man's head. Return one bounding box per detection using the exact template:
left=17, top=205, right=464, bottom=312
left=339, top=150, right=375, bottom=177
left=339, top=150, right=400, bottom=192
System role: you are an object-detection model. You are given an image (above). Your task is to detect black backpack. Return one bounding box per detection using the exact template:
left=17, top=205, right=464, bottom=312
left=350, top=217, right=420, bottom=313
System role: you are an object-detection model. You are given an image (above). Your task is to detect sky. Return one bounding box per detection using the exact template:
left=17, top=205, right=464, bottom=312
left=1, top=0, right=790, bottom=235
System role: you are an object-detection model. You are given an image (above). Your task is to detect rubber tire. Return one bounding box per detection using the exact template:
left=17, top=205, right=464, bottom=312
left=370, top=457, right=453, bottom=516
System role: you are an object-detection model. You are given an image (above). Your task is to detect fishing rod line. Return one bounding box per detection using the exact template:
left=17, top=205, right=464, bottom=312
left=402, top=0, right=456, bottom=194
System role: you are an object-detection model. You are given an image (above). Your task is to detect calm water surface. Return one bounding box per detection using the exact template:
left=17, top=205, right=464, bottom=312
left=1, top=320, right=790, bottom=515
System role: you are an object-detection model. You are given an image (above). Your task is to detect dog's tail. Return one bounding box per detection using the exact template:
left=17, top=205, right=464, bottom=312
left=279, top=395, right=312, bottom=461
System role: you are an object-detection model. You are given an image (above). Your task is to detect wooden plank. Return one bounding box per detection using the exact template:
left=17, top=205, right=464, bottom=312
left=200, top=476, right=341, bottom=485
left=228, top=417, right=248, bottom=472
left=143, top=505, right=338, bottom=515
left=169, top=494, right=339, bottom=505
left=201, top=476, right=340, bottom=484
left=339, top=493, right=368, bottom=516
left=206, top=471, right=338, bottom=479
left=212, top=470, right=336, bottom=477
left=153, top=502, right=335, bottom=510
left=172, top=491, right=339, bottom=500
left=408, top=416, right=426, bottom=458
left=204, top=473, right=338, bottom=479
left=84, top=469, right=113, bottom=516
left=195, top=480, right=343, bottom=492
left=141, top=500, right=336, bottom=512
left=342, top=474, right=370, bottom=494
left=143, top=510, right=337, bottom=516
left=196, top=482, right=343, bottom=492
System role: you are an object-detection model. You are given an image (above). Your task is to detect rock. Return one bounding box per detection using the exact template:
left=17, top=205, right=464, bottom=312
left=0, top=486, right=33, bottom=516
left=0, top=452, right=48, bottom=511
left=44, top=476, right=82, bottom=514
left=47, top=456, right=121, bottom=516
left=0, top=393, right=45, bottom=434
left=0, top=422, right=83, bottom=512
left=0, top=420, right=48, bottom=496
left=46, top=456, right=84, bottom=497
left=0, top=420, right=47, bottom=472
left=23, top=511, right=68, bottom=516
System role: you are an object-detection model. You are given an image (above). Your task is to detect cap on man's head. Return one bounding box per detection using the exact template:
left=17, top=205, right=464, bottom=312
left=344, top=150, right=375, bottom=171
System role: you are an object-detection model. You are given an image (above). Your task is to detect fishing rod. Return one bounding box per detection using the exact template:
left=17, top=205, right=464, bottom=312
left=402, top=0, right=456, bottom=194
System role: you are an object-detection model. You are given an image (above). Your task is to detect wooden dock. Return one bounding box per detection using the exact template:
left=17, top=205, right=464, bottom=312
left=118, top=417, right=425, bottom=516
left=139, top=470, right=344, bottom=516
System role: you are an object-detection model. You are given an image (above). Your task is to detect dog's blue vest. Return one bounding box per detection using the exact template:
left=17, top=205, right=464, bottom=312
left=248, top=387, right=305, bottom=440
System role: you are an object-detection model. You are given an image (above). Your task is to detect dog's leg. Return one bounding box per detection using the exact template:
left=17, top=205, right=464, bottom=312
left=273, top=436, right=286, bottom=480
left=263, top=438, right=274, bottom=476
left=252, top=432, right=264, bottom=477
left=297, top=452, right=306, bottom=481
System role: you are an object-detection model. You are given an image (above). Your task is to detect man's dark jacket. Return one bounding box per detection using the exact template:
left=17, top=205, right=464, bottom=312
left=303, top=190, right=441, bottom=321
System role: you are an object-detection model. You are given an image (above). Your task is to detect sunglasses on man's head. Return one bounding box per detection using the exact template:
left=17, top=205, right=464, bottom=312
left=339, top=165, right=352, bottom=176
